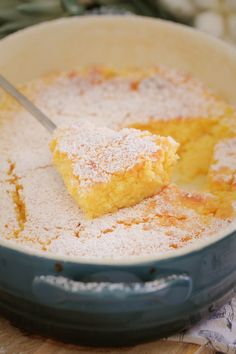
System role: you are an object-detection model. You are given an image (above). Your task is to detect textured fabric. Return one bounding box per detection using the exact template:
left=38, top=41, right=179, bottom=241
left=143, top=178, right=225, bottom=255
left=168, top=290, right=236, bottom=353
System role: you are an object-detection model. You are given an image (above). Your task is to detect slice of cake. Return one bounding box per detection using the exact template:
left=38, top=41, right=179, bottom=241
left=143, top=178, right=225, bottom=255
left=50, top=122, right=178, bottom=218
left=208, top=137, right=236, bottom=194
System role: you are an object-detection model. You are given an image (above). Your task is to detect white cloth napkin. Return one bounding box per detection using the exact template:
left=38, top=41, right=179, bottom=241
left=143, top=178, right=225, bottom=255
left=168, top=289, right=236, bottom=353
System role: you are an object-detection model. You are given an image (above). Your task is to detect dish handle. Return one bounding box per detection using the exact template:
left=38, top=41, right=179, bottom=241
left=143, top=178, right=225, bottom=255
left=32, top=273, right=192, bottom=308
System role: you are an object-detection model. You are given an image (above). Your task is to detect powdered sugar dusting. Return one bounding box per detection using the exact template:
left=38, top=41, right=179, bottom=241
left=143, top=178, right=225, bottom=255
left=52, top=122, right=177, bottom=189
left=212, top=138, right=236, bottom=171
left=210, top=138, right=236, bottom=186
left=36, top=274, right=188, bottom=294
left=4, top=166, right=231, bottom=259
left=35, top=67, right=229, bottom=129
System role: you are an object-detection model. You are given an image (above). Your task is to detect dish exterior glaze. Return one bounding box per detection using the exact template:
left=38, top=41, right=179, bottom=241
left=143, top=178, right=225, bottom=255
left=0, top=16, right=236, bottom=345
left=0, top=230, right=235, bottom=346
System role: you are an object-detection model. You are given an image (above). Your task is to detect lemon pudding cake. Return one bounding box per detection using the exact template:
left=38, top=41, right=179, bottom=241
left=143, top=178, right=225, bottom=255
left=0, top=66, right=235, bottom=260
left=50, top=122, right=178, bottom=218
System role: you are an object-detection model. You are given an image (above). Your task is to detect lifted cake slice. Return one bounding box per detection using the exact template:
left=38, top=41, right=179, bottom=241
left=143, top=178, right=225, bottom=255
left=50, top=122, right=178, bottom=218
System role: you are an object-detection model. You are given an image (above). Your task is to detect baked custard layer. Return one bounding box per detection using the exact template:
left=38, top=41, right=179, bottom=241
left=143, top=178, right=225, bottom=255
left=0, top=66, right=235, bottom=259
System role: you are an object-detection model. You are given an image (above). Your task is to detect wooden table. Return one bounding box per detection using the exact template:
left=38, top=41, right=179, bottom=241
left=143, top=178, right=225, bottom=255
left=0, top=315, right=216, bottom=354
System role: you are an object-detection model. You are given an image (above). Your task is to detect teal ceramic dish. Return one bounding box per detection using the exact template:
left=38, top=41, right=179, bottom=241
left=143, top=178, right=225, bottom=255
left=0, top=16, right=236, bottom=346
left=0, top=228, right=235, bottom=346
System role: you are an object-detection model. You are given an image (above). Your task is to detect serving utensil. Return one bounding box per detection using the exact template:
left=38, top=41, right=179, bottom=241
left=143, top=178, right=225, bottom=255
left=0, top=74, right=56, bottom=133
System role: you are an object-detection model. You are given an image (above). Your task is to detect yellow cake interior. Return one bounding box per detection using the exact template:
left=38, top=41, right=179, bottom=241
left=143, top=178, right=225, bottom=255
left=131, top=117, right=231, bottom=184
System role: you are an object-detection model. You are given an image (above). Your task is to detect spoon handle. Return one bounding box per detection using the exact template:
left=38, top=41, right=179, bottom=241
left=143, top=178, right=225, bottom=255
left=0, top=74, right=56, bottom=133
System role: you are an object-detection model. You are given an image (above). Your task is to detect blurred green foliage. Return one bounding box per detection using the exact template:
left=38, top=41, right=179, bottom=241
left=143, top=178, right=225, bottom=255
left=0, top=0, right=176, bottom=38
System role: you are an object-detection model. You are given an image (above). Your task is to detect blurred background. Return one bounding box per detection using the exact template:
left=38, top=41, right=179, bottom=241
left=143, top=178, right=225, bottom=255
left=0, top=0, right=236, bottom=46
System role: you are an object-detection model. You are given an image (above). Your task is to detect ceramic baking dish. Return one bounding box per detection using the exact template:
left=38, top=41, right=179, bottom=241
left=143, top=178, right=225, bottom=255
left=0, top=16, right=236, bottom=346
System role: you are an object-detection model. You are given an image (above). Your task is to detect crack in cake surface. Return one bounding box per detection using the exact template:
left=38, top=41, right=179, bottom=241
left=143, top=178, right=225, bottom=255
left=7, top=161, right=27, bottom=238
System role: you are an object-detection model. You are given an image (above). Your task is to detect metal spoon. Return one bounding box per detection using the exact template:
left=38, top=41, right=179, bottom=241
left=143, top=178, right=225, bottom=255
left=0, top=74, right=56, bottom=133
